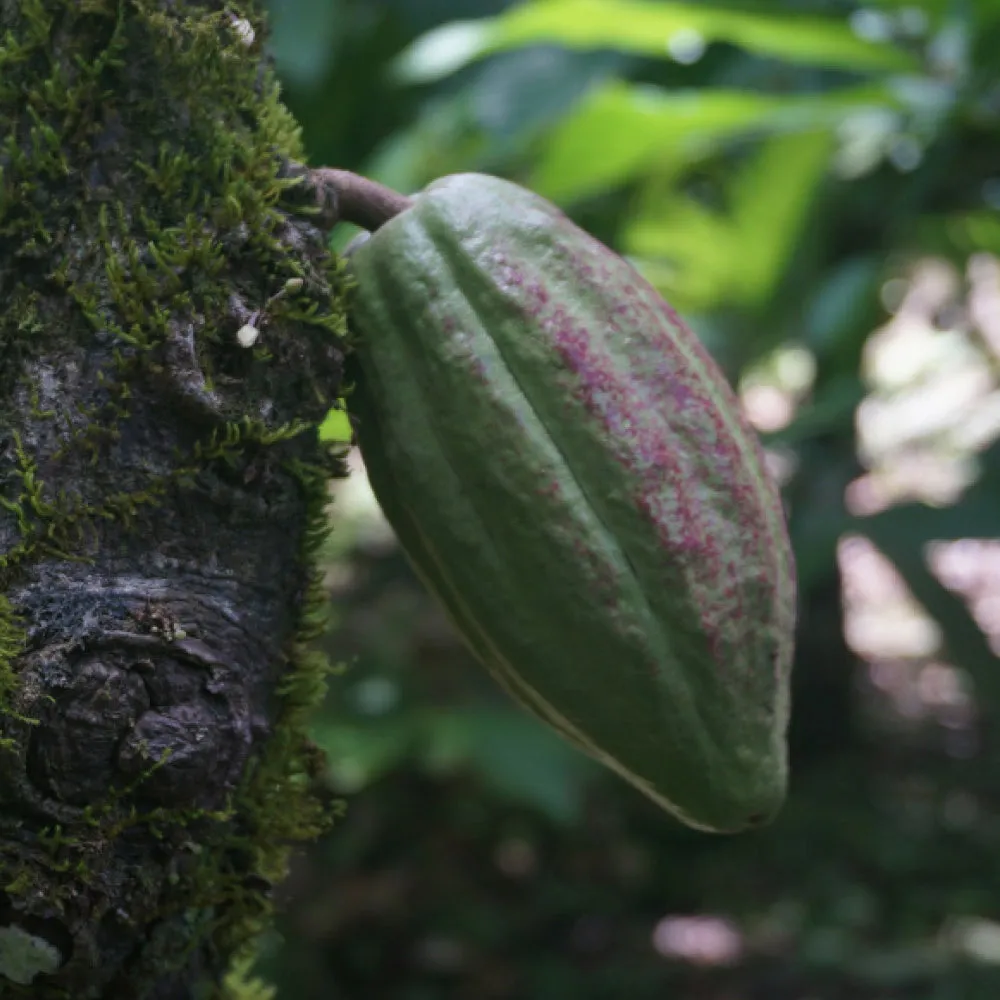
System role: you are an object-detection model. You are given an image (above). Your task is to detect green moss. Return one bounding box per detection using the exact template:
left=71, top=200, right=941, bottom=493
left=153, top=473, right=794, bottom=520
left=219, top=956, right=276, bottom=1000
left=0, top=595, right=27, bottom=746
left=0, top=0, right=350, bottom=995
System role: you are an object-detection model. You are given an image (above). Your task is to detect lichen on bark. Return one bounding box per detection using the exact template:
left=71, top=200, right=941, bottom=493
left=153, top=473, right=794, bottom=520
left=0, top=1, right=349, bottom=997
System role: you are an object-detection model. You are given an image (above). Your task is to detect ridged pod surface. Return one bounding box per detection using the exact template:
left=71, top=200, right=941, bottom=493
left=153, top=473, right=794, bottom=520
left=346, top=173, right=796, bottom=833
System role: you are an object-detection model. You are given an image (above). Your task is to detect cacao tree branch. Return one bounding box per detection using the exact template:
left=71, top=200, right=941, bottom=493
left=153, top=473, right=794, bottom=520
left=0, top=2, right=347, bottom=997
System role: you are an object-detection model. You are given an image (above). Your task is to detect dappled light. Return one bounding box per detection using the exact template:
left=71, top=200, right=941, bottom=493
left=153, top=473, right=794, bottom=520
left=651, top=915, right=743, bottom=965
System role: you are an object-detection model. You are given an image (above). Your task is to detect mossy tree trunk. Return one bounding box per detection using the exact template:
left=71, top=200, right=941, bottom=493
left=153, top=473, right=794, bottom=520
left=0, top=2, right=348, bottom=997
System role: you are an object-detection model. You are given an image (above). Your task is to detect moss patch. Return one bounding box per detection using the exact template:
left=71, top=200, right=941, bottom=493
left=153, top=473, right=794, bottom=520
left=0, top=1, right=349, bottom=995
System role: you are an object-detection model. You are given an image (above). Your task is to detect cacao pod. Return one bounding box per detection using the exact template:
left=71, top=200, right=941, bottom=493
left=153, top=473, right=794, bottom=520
left=344, top=173, right=796, bottom=833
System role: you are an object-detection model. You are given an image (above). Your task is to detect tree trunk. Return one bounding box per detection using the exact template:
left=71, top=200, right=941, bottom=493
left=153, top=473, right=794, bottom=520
left=0, top=2, right=347, bottom=996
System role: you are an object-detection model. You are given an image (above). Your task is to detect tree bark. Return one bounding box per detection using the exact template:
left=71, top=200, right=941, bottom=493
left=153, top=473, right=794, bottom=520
left=0, top=2, right=348, bottom=997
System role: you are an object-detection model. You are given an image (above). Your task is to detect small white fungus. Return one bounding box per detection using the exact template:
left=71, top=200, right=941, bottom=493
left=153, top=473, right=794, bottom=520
left=237, top=323, right=260, bottom=348
left=230, top=17, right=255, bottom=47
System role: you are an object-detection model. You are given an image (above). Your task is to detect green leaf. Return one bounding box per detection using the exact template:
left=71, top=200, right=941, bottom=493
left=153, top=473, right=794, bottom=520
left=449, top=708, right=596, bottom=825
left=393, top=20, right=494, bottom=86
left=318, top=404, right=352, bottom=443
left=394, top=0, right=918, bottom=83
left=361, top=97, right=487, bottom=198
left=931, top=210, right=1000, bottom=257
left=312, top=720, right=417, bottom=791
left=626, top=202, right=733, bottom=309
left=728, top=130, right=834, bottom=303
left=314, top=706, right=596, bottom=822
left=529, top=80, right=900, bottom=203
left=803, top=256, right=882, bottom=356
left=620, top=130, right=833, bottom=309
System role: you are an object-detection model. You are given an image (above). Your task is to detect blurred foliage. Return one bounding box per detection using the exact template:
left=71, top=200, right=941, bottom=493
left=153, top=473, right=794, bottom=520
left=258, top=0, right=1000, bottom=997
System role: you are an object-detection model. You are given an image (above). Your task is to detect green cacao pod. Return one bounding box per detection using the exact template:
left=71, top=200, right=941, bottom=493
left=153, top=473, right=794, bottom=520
left=344, top=173, right=796, bottom=833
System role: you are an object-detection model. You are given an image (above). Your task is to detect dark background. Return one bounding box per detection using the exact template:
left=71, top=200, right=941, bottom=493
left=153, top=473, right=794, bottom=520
left=252, top=1, right=1000, bottom=996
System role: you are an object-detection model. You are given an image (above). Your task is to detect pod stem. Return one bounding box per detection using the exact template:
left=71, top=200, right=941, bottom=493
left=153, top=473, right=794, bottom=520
left=308, top=168, right=413, bottom=233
